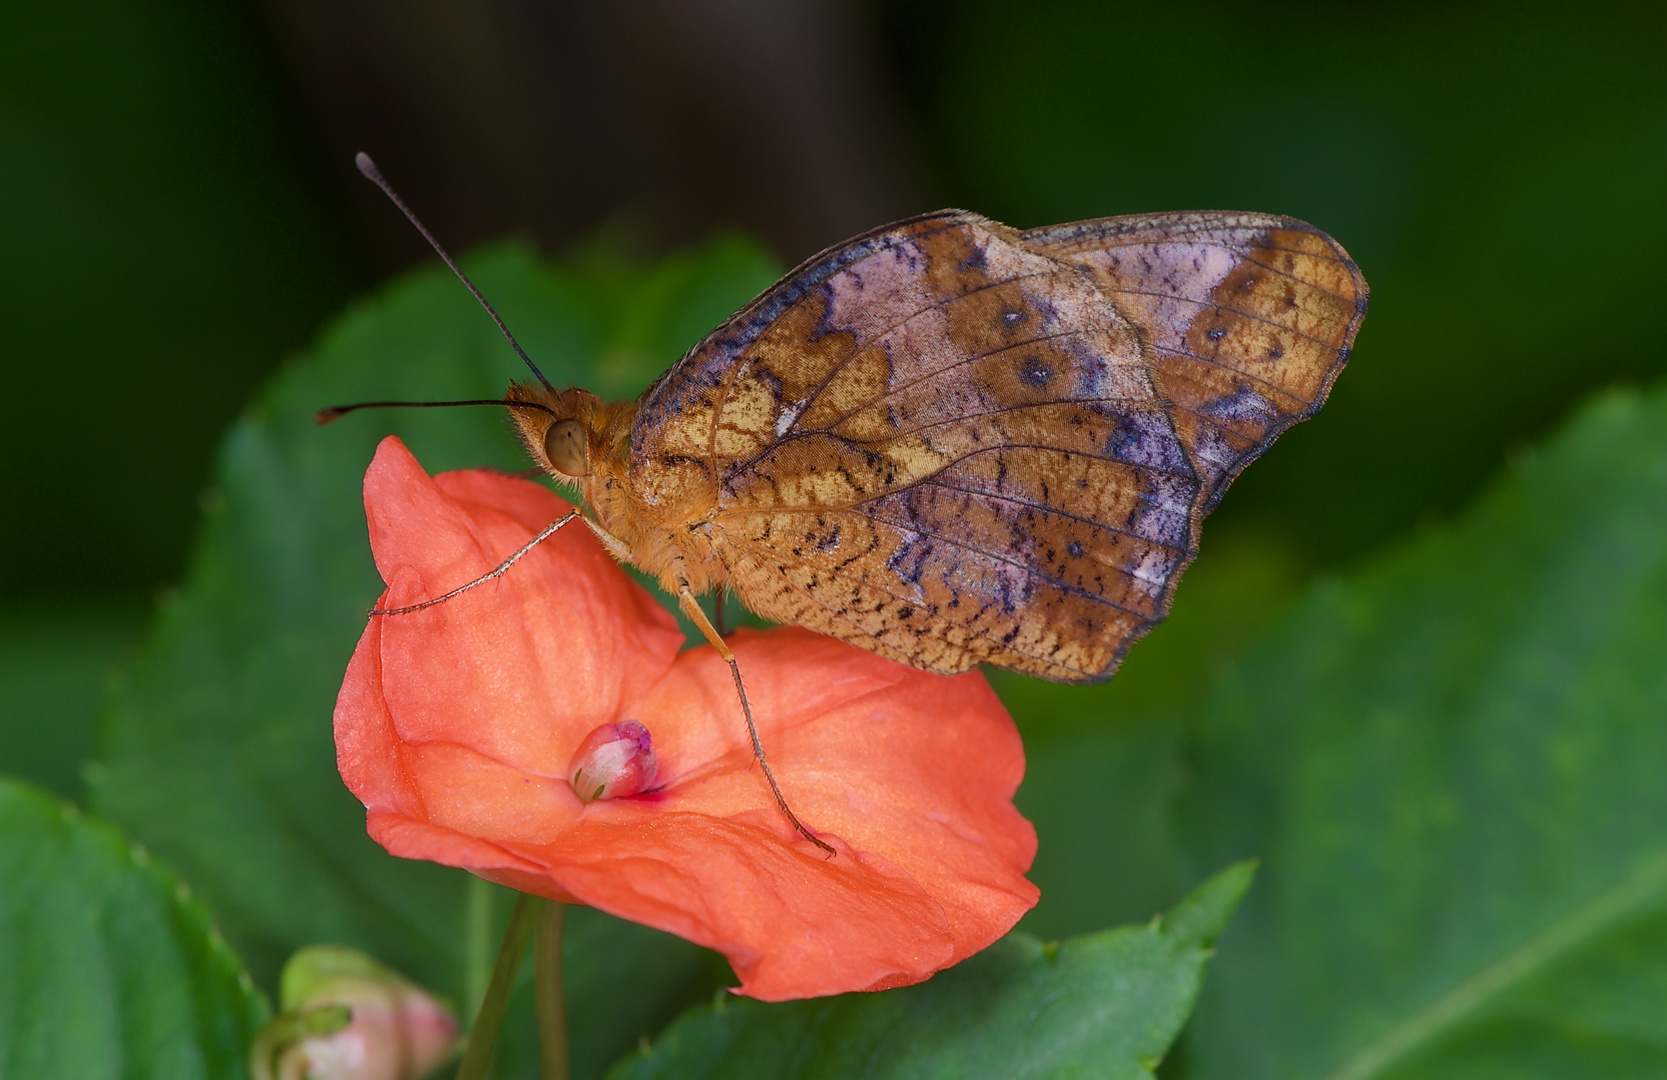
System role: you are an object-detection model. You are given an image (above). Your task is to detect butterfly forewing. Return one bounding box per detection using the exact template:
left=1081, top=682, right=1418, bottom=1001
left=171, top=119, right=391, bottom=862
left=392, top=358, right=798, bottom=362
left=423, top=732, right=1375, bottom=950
left=630, top=210, right=1363, bottom=682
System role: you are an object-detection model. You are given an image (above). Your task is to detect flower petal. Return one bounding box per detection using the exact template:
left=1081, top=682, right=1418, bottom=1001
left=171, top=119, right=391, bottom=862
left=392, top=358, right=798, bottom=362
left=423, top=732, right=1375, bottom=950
left=337, top=439, right=1040, bottom=1001
left=335, top=613, right=423, bottom=820
left=508, top=814, right=958, bottom=1001
left=546, top=628, right=1038, bottom=996
left=361, top=437, right=683, bottom=773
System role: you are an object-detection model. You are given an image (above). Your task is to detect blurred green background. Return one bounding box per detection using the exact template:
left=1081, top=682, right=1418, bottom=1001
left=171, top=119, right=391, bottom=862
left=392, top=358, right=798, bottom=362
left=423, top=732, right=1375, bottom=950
left=2, top=0, right=1664, bottom=1010
left=3, top=2, right=1666, bottom=1076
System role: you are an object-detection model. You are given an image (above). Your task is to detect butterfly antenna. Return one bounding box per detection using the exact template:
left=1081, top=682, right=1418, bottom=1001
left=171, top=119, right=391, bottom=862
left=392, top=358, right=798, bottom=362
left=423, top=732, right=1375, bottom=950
left=313, top=398, right=559, bottom=425
left=354, top=152, right=557, bottom=393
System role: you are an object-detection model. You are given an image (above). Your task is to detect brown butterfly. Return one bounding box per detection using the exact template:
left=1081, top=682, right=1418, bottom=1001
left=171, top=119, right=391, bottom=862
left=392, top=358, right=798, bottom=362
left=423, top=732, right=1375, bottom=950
left=330, top=155, right=1367, bottom=849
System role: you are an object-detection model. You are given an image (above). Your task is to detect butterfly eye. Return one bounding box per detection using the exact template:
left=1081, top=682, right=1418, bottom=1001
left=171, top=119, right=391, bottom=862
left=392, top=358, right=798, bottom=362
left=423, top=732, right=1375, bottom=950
left=544, top=419, right=590, bottom=477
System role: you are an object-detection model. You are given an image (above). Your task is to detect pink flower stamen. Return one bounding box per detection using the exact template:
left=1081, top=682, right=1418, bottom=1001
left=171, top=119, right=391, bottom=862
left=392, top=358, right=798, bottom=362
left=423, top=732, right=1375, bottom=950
left=568, top=720, right=658, bottom=802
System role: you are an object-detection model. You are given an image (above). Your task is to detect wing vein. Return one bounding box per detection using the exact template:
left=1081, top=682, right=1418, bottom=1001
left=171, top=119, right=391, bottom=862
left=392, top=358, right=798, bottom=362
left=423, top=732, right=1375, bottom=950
left=789, top=322, right=1140, bottom=439
left=781, top=268, right=1062, bottom=429
left=724, top=532, right=1114, bottom=677
left=693, top=216, right=976, bottom=480
left=915, top=475, right=1193, bottom=557
left=1105, top=286, right=1352, bottom=342
left=831, top=509, right=1159, bottom=621
left=740, top=404, right=1201, bottom=486
left=1146, top=344, right=1323, bottom=408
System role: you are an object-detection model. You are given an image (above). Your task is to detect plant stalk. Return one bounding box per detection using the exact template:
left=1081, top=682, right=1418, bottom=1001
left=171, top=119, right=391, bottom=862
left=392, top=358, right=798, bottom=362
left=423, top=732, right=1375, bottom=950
left=534, top=899, right=570, bottom=1080
left=456, top=892, right=538, bottom=1080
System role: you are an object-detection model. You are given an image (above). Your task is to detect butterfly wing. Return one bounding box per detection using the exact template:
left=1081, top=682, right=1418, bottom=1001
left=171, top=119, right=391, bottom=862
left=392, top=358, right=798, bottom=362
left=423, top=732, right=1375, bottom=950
left=631, top=210, right=1364, bottom=682
left=1023, top=212, right=1368, bottom=511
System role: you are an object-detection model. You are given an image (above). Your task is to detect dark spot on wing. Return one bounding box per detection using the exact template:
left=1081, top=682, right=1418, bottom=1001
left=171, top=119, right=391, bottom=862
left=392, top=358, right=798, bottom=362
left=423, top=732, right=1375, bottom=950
left=1020, top=357, right=1053, bottom=387
left=1105, top=426, right=1136, bottom=456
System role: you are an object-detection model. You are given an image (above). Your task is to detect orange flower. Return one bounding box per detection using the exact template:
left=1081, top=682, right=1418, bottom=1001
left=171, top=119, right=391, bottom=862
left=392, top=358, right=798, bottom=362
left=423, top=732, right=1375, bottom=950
left=334, top=437, right=1039, bottom=1001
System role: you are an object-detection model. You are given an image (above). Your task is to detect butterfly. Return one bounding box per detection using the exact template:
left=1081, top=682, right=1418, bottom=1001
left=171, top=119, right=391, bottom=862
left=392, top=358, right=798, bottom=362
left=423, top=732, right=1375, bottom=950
left=333, top=156, right=1367, bottom=848
left=506, top=208, right=1366, bottom=681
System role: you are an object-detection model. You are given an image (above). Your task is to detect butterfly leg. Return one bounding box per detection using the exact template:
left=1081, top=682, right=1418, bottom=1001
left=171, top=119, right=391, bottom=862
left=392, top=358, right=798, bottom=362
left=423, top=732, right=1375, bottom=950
left=371, top=509, right=584, bottom=616
left=675, top=578, right=836, bottom=857
left=712, top=583, right=728, bottom=637
left=581, top=517, right=634, bottom=563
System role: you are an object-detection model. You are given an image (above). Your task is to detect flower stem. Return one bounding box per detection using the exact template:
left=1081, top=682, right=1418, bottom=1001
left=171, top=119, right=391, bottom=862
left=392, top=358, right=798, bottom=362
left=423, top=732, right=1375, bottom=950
left=456, top=892, right=537, bottom=1080
left=464, top=875, right=494, bottom=1019
left=533, top=900, right=570, bottom=1080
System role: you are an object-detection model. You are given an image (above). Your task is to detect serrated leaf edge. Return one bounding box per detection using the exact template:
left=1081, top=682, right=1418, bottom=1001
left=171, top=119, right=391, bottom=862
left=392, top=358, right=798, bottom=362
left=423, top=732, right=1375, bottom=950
left=5, top=780, right=270, bottom=1021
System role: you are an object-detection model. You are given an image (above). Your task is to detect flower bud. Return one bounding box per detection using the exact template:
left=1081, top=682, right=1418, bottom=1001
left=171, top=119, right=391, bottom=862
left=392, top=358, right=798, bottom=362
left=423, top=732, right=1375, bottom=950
left=250, top=945, right=459, bottom=1080
left=568, top=720, right=658, bottom=802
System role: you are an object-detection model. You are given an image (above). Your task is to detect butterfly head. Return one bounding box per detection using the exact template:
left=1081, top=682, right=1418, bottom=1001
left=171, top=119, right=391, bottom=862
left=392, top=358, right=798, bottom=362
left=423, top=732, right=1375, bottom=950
left=504, top=382, right=606, bottom=480
left=502, top=381, right=654, bottom=567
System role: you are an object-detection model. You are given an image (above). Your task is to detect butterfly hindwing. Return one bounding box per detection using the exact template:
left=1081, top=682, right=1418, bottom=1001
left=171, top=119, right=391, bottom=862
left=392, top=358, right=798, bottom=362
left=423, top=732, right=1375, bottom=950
left=1022, top=212, right=1368, bottom=510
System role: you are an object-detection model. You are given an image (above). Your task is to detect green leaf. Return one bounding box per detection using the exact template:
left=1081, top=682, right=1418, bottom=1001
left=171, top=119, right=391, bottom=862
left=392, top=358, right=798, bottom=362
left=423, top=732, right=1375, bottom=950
left=0, top=776, right=267, bottom=1078
left=89, top=235, right=782, bottom=1079
left=1180, top=384, right=1667, bottom=1078
left=608, top=863, right=1254, bottom=1080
